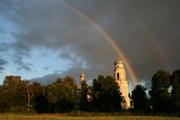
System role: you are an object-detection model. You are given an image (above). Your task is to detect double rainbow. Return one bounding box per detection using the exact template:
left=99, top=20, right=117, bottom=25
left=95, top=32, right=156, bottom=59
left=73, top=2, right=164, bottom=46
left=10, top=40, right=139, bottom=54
left=64, top=2, right=139, bottom=86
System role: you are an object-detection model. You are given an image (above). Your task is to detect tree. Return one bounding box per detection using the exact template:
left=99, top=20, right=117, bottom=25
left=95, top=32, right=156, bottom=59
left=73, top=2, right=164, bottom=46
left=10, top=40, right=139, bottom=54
left=149, top=70, right=173, bottom=113
left=47, top=82, right=59, bottom=113
left=0, top=75, right=28, bottom=112
left=170, top=69, right=180, bottom=112
left=0, top=85, right=10, bottom=112
left=30, top=82, right=45, bottom=96
left=91, top=75, right=122, bottom=112
left=79, top=81, right=89, bottom=111
left=33, top=94, right=49, bottom=113
left=131, top=84, right=150, bottom=112
left=29, top=81, right=49, bottom=113
left=47, top=76, right=76, bottom=113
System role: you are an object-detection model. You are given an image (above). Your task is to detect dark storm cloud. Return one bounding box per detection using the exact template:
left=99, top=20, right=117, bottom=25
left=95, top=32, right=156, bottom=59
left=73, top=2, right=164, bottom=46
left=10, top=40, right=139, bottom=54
left=69, top=0, right=180, bottom=82
left=0, top=58, right=8, bottom=72
left=1, top=0, right=116, bottom=75
left=0, top=0, right=180, bottom=87
left=12, top=55, right=32, bottom=72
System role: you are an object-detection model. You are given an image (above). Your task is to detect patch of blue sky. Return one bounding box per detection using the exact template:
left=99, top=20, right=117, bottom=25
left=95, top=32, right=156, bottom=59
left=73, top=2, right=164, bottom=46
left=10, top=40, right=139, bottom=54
left=0, top=15, right=17, bottom=44
left=0, top=31, right=16, bottom=43
left=0, top=47, right=72, bottom=84
left=0, top=62, right=18, bottom=84
left=0, top=15, right=17, bottom=32
left=82, top=61, right=89, bottom=69
left=22, top=48, right=72, bottom=79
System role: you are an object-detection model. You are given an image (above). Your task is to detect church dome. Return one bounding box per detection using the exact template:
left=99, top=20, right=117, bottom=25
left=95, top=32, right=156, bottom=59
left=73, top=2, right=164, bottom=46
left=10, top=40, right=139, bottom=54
left=114, top=59, right=123, bottom=65
left=80, top=71, right=86, bottom=82
left=80, top=71, right=85, bottom=77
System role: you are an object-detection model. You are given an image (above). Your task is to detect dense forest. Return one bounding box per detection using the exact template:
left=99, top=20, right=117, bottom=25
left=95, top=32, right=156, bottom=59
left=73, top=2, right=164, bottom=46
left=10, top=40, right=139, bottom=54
left=0, top=69, right=179, bottom=115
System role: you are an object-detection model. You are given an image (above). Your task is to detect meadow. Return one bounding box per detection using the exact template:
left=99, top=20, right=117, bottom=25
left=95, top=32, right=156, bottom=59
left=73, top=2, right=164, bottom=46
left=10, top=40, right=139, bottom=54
left=0, top=114, right=179, bottom=120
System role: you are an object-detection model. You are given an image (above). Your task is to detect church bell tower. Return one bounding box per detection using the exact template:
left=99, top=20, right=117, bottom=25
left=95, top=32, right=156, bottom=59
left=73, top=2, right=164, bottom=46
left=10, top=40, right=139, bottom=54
left=114, top=59, right=130, bottom=109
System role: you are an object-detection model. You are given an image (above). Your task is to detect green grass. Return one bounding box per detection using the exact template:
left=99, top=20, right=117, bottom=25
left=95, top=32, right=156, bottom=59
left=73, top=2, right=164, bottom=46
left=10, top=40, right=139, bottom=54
left=0, top=114, right=179, bottom=120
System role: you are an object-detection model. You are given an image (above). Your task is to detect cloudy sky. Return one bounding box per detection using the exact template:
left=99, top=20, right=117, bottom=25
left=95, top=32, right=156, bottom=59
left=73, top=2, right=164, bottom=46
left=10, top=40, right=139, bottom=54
left=0, top=0, right=179, bottom=87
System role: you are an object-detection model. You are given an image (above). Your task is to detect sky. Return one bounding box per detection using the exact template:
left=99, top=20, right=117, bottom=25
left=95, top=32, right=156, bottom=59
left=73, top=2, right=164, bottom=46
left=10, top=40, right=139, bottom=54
left=0, top=0, right=180, bottom=88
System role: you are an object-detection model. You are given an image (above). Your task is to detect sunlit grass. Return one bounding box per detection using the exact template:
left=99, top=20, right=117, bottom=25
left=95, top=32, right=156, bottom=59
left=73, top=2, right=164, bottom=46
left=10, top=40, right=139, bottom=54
left=0, top=114, right=179, bottom=120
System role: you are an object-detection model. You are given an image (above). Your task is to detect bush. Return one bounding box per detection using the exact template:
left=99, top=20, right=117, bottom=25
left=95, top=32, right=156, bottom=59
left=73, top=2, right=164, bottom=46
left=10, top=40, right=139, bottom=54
left=10, top=106, right=27, bottom=113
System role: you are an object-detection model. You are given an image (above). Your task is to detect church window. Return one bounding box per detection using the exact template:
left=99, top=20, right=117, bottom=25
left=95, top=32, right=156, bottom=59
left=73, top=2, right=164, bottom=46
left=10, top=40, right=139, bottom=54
left=117, top=73, right=120, bottom=80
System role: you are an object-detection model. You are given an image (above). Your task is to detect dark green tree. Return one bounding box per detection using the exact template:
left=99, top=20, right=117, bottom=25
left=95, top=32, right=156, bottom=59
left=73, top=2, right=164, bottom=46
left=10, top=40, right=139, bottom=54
left=0, top=75, right=28, bottom=112
left=131, top=84, right=150, bottom=112
left=29, top=81, right=49, bottom=113
left=0, top=85, right=10, bottom=112
left=170, top=69, right=180, bottom=112
left=33, top=94, right=49, bottom=113
left=79, top=81, right=89, bottom=111
left=149, top=70, right=173, bottom=113
left=30, top=82, right=45, bottom=96
left=92, top=75, right=122, bottom=112
left=47, top=76, right=76, bottom=113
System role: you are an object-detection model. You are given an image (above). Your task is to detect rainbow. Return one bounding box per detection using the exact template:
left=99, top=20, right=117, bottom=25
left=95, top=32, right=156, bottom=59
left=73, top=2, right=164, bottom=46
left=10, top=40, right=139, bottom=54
left=63, top=2, right=139, bottom=86
left=137, top=19, right=167, bottom=67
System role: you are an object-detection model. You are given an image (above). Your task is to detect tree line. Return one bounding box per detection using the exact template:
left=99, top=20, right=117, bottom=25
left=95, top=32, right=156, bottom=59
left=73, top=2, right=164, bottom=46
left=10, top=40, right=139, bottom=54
left=0, top=69, right=179, bottom=114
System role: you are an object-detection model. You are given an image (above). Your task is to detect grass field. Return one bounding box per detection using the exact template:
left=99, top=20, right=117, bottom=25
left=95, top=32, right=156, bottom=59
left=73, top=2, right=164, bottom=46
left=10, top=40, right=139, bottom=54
left=0, top=114, right=179, bottom=120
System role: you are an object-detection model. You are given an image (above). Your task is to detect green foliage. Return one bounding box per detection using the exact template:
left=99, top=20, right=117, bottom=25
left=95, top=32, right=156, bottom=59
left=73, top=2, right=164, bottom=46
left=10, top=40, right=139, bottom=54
left=10, top=106, right=27, bottom=113
left=47, top=76, right=76, bottom=113
left=170, top=69, right=180, bottom=112
left=79, top=81, right=89, bottom=111
left=91, top=75, right=122, bottom=112
left=0, top=76, right=28, bottom=112
left=27, top=81, right=47, bottom=113
left=30, top=82, right=45, bottom=96
left=0, top=69, right=180, bottom=115
left=149, top=70, right=173, bottom=113
left=131, top=84, right=150, bottom=112
left=33, top=94, right=49, bottom=113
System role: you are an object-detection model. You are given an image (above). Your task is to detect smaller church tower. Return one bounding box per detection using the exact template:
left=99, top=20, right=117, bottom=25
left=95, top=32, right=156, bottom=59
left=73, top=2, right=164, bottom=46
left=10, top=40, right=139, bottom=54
left=114, top=59, right=130, bottom=109
left=80, top=71, right=85, bottom=82
left=74, top=72, right=86, bottom=110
